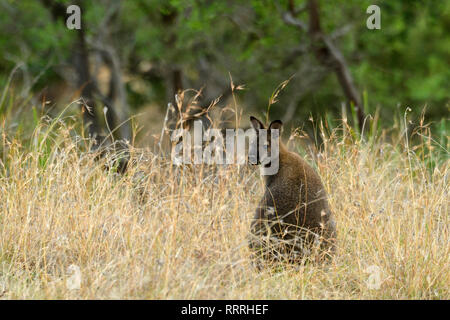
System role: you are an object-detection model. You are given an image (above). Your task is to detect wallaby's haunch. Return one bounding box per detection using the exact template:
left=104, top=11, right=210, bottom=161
left=248, top=116, right=336, bottom=264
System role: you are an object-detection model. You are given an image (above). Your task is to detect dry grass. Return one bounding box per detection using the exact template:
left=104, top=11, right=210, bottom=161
left=0, top=115, right=448, bottom=299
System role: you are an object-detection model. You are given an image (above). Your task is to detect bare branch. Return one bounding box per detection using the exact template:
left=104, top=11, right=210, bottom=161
left=330, top=24, right=353, bottom=40
left=282, top=12, right=307, bottom=31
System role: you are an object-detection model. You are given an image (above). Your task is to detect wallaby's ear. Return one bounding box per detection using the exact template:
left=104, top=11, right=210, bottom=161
left=250, top=116, right=265, bottom=130
left=269, top=120, right=283, bottom=132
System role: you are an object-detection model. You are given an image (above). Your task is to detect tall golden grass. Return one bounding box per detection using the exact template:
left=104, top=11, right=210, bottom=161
left=0, top=109, right=448, bottom=299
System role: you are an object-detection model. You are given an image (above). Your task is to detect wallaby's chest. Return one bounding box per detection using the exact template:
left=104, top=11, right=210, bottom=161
left=262, top=172, right=327, bottom=223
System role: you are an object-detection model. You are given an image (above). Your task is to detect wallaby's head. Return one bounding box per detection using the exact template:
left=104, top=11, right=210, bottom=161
left=249, top=116, right=283, bottom=168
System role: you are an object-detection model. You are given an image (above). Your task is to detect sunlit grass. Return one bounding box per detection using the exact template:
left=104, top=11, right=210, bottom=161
left=0, top=105, right=448, bottom=299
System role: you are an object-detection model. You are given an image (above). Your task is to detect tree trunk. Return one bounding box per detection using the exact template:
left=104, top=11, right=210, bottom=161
left=40, top=0, right=100, bottom=138
left=307, top=0, right=365, bottom=130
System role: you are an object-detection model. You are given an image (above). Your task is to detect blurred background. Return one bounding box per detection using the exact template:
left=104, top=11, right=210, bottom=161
left=0, top=0, right=448, bottom=147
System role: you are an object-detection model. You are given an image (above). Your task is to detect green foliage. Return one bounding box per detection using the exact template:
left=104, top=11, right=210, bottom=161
left=0, top=0, right=448, bottom=135
left=349, top=0, right=450, bottom=115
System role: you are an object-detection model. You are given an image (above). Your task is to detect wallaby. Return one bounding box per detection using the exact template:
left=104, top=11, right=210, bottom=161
left=248, top=116, right=336, bottom=264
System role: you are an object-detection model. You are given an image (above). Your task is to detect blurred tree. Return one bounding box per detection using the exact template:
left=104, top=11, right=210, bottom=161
left=0, top=0, right=448, bottom=140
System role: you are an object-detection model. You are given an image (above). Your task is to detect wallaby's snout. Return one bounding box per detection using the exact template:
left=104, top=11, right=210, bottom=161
left=248, top=116, right=337, bottom=265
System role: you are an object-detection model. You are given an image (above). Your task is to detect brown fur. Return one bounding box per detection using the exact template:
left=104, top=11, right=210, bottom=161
left=248, top=116, right=336, bottom=264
